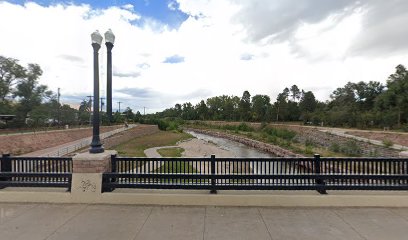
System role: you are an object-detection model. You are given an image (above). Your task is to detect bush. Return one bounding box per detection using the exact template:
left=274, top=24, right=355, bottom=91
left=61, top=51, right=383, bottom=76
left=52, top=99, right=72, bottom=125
left=237, top=123, right=254, bottom=132
left=329, top=143, right=340, bottom=152
left=157, top=120, right=169, bottom=131
left=304, top=146, right=314, bottom=155
left=262, top=127, right=296, bottom=140
left=402, top=124, right=408, bottom=132
left=304, top=138, right=316, bottom=147
left=329, top=140, right=362, bottom=156
left=382, top=139, right=394, bottom=148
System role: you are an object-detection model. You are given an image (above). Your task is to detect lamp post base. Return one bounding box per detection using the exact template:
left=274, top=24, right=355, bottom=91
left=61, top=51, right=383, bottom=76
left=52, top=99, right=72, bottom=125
left=89, top=145, right=105, bottom=154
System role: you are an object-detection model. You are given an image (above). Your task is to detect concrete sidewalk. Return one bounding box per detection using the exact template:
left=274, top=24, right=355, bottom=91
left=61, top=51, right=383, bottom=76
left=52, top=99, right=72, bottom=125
left=0, top=203, right=408, bottom=240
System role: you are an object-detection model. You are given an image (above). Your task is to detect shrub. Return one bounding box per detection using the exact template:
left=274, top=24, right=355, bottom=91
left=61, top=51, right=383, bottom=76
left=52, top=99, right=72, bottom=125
left=329, top=143, right=340, bottom=153
left=304, top=146, right=314, bottom=155
left=237, top=123, right=254, bottom=132
left=262, top=127, right=296, bottom=140
left=382, top=139, right=394, bottom=148
left=304, top=138, right=316, bottom=147
left=157, top=120, right=169, bottom=131
left=329, top=140, right=362, bottom=156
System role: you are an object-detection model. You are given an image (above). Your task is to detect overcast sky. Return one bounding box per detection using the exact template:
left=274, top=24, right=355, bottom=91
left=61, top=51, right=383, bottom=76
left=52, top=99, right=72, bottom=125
left=1, top=0, right=408, bottom=113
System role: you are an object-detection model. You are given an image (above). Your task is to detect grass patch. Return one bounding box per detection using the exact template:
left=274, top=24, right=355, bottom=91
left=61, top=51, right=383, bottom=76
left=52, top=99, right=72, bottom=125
left=156, top=147, right=198, bottom=174
left=157, top=147, right=184, bottom=157
left=111, top=131, right=192, bottom=157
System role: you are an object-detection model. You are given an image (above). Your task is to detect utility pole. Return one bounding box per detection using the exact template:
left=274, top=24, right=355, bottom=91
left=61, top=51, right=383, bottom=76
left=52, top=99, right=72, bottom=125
left=100, top=97, right=105, bottom=112
left=87, top=95, right=93, bottom=126
left=57, top=87, right=60, bottom=126
left=143, top=107, right=146, bottom=115
left=117, top=101, right=122, bottom=113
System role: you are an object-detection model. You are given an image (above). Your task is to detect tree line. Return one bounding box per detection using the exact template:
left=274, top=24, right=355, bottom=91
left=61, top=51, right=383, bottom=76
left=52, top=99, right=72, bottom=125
left=0, top=55, right=127, bottom=128
left=2, top=54, right=407, bottom=130
left=155, top=64, right=408, bottom=129
left=0, top=55, right=142, bottom=128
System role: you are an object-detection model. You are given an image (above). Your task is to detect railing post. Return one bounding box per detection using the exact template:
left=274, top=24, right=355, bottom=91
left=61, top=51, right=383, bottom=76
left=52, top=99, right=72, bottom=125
left=0, top=154, right=12, bottom=187
left=314, top=154, right=327, bottom=194
left=210, top=154, right=217, bottom=194
left=103, top=154, right=117, bottom=193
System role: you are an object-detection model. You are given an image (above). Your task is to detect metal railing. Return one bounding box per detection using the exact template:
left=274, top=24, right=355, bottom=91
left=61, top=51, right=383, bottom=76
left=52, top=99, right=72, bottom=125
left=102, top=155, right=408, bottom=193
left=0, top=154, right=72, bottom=189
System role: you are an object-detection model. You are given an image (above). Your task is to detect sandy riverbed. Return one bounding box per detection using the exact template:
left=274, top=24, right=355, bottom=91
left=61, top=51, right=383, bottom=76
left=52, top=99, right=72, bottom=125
left=143, top=138, right=234, bottom=158
left=177, top=138, right=234, bottom=157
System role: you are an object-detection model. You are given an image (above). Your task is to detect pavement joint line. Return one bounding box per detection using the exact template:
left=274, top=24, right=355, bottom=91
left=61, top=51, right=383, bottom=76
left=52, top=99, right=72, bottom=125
left=202, top=206, right=207, bottom=240
left=257, top=207, right=275, bottom=240
left=385, top=208, right=408, bottom=225
left=43, top=204, right=89, bottom=240
left=132, top=206, right=153, bottom=240
left=332, top=209, right=368, bottom=240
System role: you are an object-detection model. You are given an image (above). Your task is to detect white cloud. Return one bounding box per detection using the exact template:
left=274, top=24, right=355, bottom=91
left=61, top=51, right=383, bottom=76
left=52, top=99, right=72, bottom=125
left=0, top=0, right=407, bottom=114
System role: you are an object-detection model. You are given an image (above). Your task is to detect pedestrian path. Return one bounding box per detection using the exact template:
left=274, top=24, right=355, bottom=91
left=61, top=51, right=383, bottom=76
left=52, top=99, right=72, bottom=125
left=319, top=128, right=408, bottom=151
left=0, top=203, right=407, bottom=240
left=20, top=124, right=136, bottom=157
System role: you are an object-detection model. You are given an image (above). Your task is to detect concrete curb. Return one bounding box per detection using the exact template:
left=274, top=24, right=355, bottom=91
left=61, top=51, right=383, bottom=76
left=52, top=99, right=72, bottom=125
left=1, top=190, right=408, bottom=207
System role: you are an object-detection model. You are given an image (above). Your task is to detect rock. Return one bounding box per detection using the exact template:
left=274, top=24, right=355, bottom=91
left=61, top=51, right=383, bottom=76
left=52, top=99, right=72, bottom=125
left=399, top=151, right=408, bottom=158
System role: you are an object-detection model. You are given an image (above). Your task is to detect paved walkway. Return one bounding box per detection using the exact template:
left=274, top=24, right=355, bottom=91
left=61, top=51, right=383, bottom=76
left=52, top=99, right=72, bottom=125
left=319, top=128, right=408, bottom=151
left=0, top=203, right=408, bottom=240
left=270, top=123, right=408, bottom=151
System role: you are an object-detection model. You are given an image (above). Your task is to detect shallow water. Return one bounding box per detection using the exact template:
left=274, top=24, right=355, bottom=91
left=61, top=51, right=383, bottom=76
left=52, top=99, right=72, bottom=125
left=186, top=130, right=276, bottom=158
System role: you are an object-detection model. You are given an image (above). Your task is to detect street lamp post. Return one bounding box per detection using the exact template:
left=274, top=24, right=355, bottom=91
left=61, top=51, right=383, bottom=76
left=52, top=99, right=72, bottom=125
left=105, top=29, right=115, bottom=124
left=89, top=30, right=104, bottom=154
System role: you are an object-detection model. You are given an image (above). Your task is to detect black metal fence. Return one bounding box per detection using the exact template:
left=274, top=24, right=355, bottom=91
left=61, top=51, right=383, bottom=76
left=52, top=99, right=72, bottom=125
left=102, top=155, right=408, bottom=193
left=0, top=154, right=72, bottom=189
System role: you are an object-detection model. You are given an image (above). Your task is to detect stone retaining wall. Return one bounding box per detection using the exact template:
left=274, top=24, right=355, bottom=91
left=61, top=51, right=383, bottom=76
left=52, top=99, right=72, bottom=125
left=274, top=125, right=401, bottom=157
left=187, top=128, right=303, bottom=157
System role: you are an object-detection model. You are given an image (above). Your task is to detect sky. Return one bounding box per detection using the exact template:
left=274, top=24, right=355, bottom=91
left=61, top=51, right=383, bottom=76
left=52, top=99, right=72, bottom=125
left=1, top=0, right=408, bottom=114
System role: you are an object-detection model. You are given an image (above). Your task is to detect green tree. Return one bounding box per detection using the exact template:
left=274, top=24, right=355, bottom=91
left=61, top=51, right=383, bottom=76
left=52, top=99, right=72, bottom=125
left=123, top=107, right=134, bottom=120
left=275, top=88, right=289, bottom=121
left=353, top=81, right=384, bottom=111
left=0, top=56, right=26, bottom=101
left=195, top=100, right=208, bottom=120
left=13, top=64, right=53, bottom=120
left=207, top=96, right=222, bottom=120
left=299, top=91, right=317, bottom=123
left=78, top=99, right=91, bottom=124
left=290, top=85, right=301, bottom=102
left=376, top=64, right=408, bottom=127
left=181, top=102, right=196, bottom=120
left=251, top=95, right=271, bottom=122
left=239, top=90, right=251, bottom=121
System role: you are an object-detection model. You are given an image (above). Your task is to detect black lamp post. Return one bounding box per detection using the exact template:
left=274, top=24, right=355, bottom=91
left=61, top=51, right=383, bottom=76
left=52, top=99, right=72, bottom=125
left=105, top=29, right=115, bottom=124
left=89, top=30, right=104, bottom=154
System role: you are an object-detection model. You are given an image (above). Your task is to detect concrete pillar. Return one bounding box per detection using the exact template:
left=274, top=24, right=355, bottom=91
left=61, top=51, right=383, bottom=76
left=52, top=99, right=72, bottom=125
left=71, top=150, right=116, bottom=202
